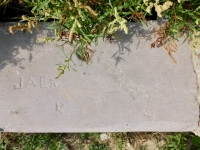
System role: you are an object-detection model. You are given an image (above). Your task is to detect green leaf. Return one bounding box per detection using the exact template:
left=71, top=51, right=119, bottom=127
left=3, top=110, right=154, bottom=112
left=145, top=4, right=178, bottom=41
left=192, top=136, right=200, bottom=147
left=78, top=28, right=91, bottom=42
left=46, top=23, right=57, bottom=30
left=48, top=2, right=54, bottom=9
left=194, top=5, right=200, bottom=12
left=38, top=0, right=51, bottom=10
left=109, top=0, right=113, bottom=8
left=98, top=11, right=112, bottom=21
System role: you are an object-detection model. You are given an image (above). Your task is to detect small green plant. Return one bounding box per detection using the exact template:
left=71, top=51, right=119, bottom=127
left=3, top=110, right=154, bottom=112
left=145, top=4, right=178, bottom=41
left=191, top=135, right=200, bottom=150
left=0, top=133, right=66, bottom=150
left=78, top=133, right=101, bottom=141
left=111, top=133, right=128, bottom=150
left=89, top=142, right=109, bottom=150
left=164, top=133, right=188, bottom=150
left=0, top=133, right=8, bottom=150
left=9, top=0, right=200, bottom=77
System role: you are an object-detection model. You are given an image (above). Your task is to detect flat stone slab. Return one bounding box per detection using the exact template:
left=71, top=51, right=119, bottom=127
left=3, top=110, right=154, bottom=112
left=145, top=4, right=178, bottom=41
left=0, top=21, right=199, bottom=132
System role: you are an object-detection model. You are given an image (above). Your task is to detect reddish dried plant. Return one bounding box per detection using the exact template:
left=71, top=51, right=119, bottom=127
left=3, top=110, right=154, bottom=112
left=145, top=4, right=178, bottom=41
left=131, top=12, right=146, bottom=22
left=163, top=37, right=178, bottom=63
left=151, top=21, right=178, bottom=63
left=105, top=34, right=114, bottom=44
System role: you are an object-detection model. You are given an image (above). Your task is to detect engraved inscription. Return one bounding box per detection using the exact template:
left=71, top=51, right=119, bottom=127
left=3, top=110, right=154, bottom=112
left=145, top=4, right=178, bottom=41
left=91, top=93, right=103, bottom=108
left=106, top=65, right=162, bottom=118
left=50, top=77, right=59, bottom=88
left=14, top=76, right=59, bottom=89
left=14, top=77, right=23, bottom=89
left=40, top=76, right=49, bottom=88
left=56, top=102, right=64, bottom=114
left=26, top=77, right=37, bottom=88
left=185, top=78, right=196, bottom=96
left=107, top=67, right=143, bottom=100
left=143, top=87, right=160, bottom=118
left=143, top=96, right=155, bottom=117
left=80, top=107, right=88, bottom=115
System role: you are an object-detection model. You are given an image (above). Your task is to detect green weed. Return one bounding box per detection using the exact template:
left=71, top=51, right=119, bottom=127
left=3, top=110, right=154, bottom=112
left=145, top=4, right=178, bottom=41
left=89, top=142, right=109, bottom=150
left=0, top=133, right=66, bottom=150
left=161, top=133, right=188, bottom=150
left=191, top=135, right=200, bottom=150
left=8, top=0, right=200, bottom=77
left=111, top=133, right=128, bottom=150
left=1, top=132, right=200, bottom=150
left=78, top=133, right=101, bottom=142
left=77, top=133, right=111, bottom=150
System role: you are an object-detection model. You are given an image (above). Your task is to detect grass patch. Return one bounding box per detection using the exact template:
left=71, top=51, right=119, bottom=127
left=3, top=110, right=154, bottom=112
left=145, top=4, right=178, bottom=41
left=0, top=133, right=66, bottom=149
left=0, top=132, right=200, bottom=150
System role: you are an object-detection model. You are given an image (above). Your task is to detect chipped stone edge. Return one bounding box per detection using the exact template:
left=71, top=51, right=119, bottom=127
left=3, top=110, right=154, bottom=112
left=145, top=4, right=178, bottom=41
left=193, top=127, right=200, bottom=136
left=192, top=50, right=200, bottom=136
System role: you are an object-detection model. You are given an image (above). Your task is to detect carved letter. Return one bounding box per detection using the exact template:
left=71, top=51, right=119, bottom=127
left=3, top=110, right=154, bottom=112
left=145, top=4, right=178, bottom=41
left=40, top=76, right=49, bottom=88
left=143, top=98, right=154, bottom=118
left=26, top=76, right=37, bottom=88
left=50, top=77, right=59, bottom=88
left=14, top=77, right=23, bottom=89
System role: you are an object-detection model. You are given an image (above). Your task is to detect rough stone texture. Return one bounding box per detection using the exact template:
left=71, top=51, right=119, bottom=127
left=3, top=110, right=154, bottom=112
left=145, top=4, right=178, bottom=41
left=191, top=45, right=200, bottom=135
left=0, top=21, right=199, bottom=132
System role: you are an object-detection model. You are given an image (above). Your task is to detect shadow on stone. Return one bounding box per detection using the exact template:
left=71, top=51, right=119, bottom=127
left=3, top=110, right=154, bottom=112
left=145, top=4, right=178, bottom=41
left=111, top=19, right=167, bottom=66
left=0, top=22, right=54, bottom=71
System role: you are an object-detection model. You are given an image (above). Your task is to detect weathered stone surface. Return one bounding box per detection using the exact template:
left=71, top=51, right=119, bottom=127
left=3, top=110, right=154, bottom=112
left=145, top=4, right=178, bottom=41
left=0, top=21, right=199, bottom=132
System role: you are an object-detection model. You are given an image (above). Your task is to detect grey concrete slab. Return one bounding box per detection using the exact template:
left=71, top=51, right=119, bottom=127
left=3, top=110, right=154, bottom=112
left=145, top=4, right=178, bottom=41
left=0, top=21, right=199, bottom=132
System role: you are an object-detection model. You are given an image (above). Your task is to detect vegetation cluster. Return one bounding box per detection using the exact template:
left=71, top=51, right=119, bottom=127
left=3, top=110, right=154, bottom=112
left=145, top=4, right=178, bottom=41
left=1, top=132, right=200, bottom=150
left=1, top=0, right=200, bottom=76
left=0, top=1, right=200, bottom=149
